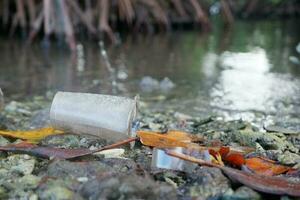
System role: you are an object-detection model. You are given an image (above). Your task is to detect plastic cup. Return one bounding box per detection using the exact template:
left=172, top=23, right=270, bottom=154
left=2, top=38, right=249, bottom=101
left=50, top=92, right=138, bottom=142
left=151, top=148, right=197, bottom=171
left=151, top=148, right=185, bottom=171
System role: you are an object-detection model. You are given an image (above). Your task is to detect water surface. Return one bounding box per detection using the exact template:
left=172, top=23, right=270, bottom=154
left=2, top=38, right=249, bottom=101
left=1, top=19, right=300, bottom=128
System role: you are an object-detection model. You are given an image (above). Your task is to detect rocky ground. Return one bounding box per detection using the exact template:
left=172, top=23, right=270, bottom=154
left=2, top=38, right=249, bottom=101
left=0, top=94, right=299, bottom=200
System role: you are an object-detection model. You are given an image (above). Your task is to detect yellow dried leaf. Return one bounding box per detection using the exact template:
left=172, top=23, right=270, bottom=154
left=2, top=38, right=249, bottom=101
left=0, top=127, right=64, bottom=142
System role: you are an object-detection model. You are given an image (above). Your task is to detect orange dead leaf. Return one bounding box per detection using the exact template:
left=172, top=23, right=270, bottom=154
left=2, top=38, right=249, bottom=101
left=0, top=127, right=64, bottom=142
left=219, top=146, right=230, bottom=157
left=245, top=157, right=291, bottom=176
left=137, top=130, right=203, bottom=148
left=137, top=130, right=255, bottom=156
left=209, top=146, right=245, bottom=167
left=223, top=153, right=245, bottom=167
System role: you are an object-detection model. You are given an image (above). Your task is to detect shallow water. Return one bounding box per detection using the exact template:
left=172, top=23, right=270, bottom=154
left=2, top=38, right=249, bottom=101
left=0, top=19, right=300, bottom=129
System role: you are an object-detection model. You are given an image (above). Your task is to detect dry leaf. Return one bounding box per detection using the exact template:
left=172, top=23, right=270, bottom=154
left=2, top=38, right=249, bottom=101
left=0, top=127, right=64, bottom=142
left=0, top=137, right=137, bottom=159
left=245, top=157, right=291, bottom=176
left=209, top=147, right=245, bottom=167
left=137, top=130, right=254, bottom=154
left=222, top=166, right=300, bottom=197
left=137, top=130, right=202, bottom=148
left=166, top=150, right=300, bottom=197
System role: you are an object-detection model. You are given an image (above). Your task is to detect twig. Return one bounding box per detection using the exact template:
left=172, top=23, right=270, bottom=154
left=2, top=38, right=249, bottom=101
left=165, top=149, right=219, bottom=168
left=92, top=137, right=139, bottom=154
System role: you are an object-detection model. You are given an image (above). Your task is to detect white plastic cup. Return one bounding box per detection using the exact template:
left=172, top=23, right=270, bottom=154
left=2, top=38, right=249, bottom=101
left=0, top=88, right=3, bottom=111
left=50, top=92, right=138, bottom=142
left=151, top=148, right=197, bottom=171
left=151, top=148, right=185, bottom=171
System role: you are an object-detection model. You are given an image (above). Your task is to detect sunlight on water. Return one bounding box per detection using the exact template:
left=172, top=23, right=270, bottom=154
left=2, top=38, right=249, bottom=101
left=210, top=47, right=300, bottom=123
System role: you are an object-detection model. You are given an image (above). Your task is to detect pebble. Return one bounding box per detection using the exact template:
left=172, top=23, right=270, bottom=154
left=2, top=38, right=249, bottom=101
left=77, top=177, right=89, bottom=182
left=94, top=148, right=125, bottom=158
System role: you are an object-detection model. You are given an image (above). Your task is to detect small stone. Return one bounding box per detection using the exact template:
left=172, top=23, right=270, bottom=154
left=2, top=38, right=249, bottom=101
left=264, top=125, right=299, bottom=135
left=160, top=77, right=175, bottom=91
left=41, top=134, right=81, bottom=148
left=39, top=186, right=75, bottom=200
left=89, top=145, right=97, bottom=150
left=94, top=148, right=125, bottom=158
left=289, top=56, right=300, bottom=65
left=296, top=42, right=300, bottom=54
left=223, top=186, right=261, bottom=200
left=139, top=76, right=160, bottom=92
left=77, top=177, right=89, bottom=182
left=149, top=122, right=164, bottom=132
left=80, top=138, right=87, bottom=144
left=0, top=136, right=10, bottom=146
left=278, top=151, right=300, bottom=165
left=29, top=194, right=38, bottom=200
left=186, top=167, right=231, bottom=199
left=17, top=174, right=41, bottom=189
left=5, top=155, right=35, bottom=175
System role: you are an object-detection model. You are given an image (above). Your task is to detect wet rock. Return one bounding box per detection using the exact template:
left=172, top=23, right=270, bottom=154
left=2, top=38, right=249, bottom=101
left=140, top=76, right=160, bottom=92
left=44, top=160, right=113, bottom=179
left=222, top=186, right=262, bottom=200
left=231, top=129, right=297, bottom=153
left=297, top=42, right=300, bottom=54
left=4, top=101, right=31, bottom=116
left=0, top=186, right=7, bottom=199
left=160, top=77, right=175, bottom=91
left=0, top=136, right=10, bottom=146
left=152, top=169, right=187, bottom=188
left=37, top=179, right=82, bottom=200
left=16, top=174, right=41, bottom=189
left=3, top=174, right=41, bottom=199
left=80, top=173, right=177, bottom=200
left=40, top=134, right=82, bottom=148
left=101, top=158, right=138, bottom=174
left=139, top=76, right=175, bottom=92
left=40, top=186, right=76, bottom=200
left=184, top=166, right=231, bottom=199
left=264, top=124, right=300, bottom=135
left=289, top=56, right=300, bottom=65
left=277, top=151, right=300, bottom=166
left=0, top=154, right=36, bottom=175
left=29, top=108, right=50, bottom=128
left=148, top=122, right=167, bottom=132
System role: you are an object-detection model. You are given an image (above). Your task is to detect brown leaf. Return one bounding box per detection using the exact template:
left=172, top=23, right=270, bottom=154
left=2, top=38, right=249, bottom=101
left=166, top=150, right=300, bottom=197
left=223, top=153, right=245, bottom=167
left=245, top=157, right=291, bottom=176
left=222, top=166, right=300, bottom=197
left=137, top=130, right=203, bottom=148
left=137, top=130, right=248, bottom=153
left=0, top=137, right=137, bottom=159
left=209, top=147, right=245, bottom=167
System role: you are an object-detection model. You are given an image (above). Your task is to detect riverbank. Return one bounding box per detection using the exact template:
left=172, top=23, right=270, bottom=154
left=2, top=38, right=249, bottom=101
left=0, top=94, right=299, bottom=199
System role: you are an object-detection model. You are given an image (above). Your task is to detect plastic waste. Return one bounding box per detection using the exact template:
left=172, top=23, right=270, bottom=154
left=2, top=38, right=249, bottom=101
left=152, top=148, right=185, bottom=171
left=50, top=92, right=138, bottom=142
left=0, top=88, right=3, bottom=111
left=151, top=148, right=197, bottom=171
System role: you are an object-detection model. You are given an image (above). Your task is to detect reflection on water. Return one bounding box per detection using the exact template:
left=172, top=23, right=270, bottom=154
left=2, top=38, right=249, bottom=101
left=211, top=48, right=300, bottom=113
left=0, top=19, right=300, bottom=126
